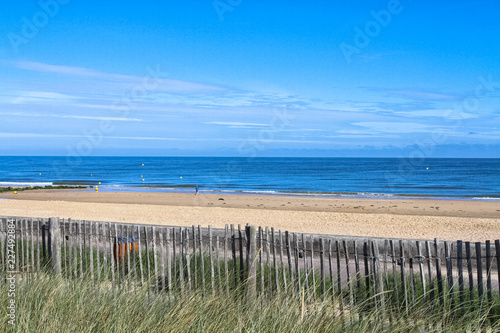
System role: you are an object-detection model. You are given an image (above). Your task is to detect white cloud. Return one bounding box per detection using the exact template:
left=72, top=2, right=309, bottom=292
left=11, top=91, right=78, bottom=104
left=15, top=61, right=223, bottom=93
left=0, top=112, right=144, bottom=122
left=395, top=109, right=478, bottom=119
left=204, top=121, right=270, bottom=127
left=352, top=122, right=449, bottom=133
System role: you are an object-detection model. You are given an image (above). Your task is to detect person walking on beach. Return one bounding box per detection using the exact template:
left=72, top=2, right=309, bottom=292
left=195, top=185, right=199, bottom=195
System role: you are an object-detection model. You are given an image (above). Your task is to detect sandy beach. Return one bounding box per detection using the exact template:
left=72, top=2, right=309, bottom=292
left=0, top=189, right=499, bottom=241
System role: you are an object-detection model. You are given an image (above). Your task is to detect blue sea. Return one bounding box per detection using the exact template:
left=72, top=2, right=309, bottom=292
left=0, top=157, right=499, bottom=201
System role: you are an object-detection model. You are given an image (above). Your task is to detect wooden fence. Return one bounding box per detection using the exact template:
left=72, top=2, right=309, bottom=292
left=1, top=216, right=500, bottom=317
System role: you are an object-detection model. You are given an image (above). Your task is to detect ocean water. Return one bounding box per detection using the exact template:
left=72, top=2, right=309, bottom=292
left=0, top=157, right=499, bottom=200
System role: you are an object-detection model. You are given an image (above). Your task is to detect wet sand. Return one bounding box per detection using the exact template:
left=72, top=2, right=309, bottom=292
left=0, top=190, right=499, bottom=241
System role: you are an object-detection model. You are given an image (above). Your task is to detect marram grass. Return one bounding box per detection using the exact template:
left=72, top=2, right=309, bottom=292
left=1, top=274, right=499, bottom=332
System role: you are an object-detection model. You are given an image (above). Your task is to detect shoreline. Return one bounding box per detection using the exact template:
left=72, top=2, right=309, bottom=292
left=2, top=183, right=500, bottom=202
left=0, top=190, right=499, bottom=241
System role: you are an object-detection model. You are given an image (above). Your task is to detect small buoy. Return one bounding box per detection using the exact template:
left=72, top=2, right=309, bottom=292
left=142, top=179, right=145, bottom=181
left=39, top=173, right=41, bottom=175
left=30, top=185, right=33, bottom=188
left=142, top=164, right=144, bottom=166
left=99, top=182, right=101, bottom=184
left=91, top=174, right=93, bottom=176
left=14, top=191, right=17, bottom=194
left=180, top=176, right=182, bottom=179
left=141, top=175, right=143, bottom=178
left=426, top=167, right=429, bottom=170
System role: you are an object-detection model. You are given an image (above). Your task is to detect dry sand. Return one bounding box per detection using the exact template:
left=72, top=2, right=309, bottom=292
left=0, top=190, right=499, bottom=241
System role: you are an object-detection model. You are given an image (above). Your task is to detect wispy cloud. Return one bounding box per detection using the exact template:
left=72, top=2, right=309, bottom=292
left=14, top=60, right=223, bottom=93
left=374, top=88, right=457, bottom=101
left=352, top=121, right=455, bottom=134
left=204, top=121, right=269, bottom=127
left=17, top=61, right=105, bottom=77
left=0, top=112, right=145, bottom=122
left=11, top=90, right=78, bottom=104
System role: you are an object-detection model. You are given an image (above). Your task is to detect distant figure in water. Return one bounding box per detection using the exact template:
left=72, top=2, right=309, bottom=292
left=195, top=185, right=199, bottom=195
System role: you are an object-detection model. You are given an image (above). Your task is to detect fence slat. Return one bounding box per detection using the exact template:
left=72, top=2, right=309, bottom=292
left=186, top=228, right=192, bottom=291
left=294, top=233, right=301, bottom=292
left=343, top=240, right=353, bottom=307
left=89, top=221, right=94, bottom=282
left=144, top=226, right=151, bottom=286
left=172, top=228, right=176, bottom=282
left=192, top=225, right=197, bottom=290
left=0, top=218, right=4, bottom=271
left=36, top=219, right=41, bottom=273
left=328, top=239, right=334, bottom=299
left=224, top=225, right=229, bottom=295
left=457, top=240, right=464, bottom=313
left=390, top=240, right=399, bottom=308
left=181, top=227, right=185, bottom=293
left=354, top=240, right=361, bottom=292
left=303, top=234, right=309, bottom=298
left=109, top=223, right=115, bottom=285
left=272, top=228, right=279, bottom=293
left=136, top=225, right=143, bottom=286
left=310, top=235, right=316, bottom=299
left=319, top=238, right=325, bottom=299
left=279, top=230, right=286, bottom=290
left=216, top=235, right=220, bottom=288
left=199, top=225, right=206, bottom=295
left=239, top=225, right=245, bottom=284
left=20, top=219, right=25, bottom=273
left=103, top=223, right=108, bottom=282
left=159, top=231, right=165, bottom=291
left=266, top=227, right=272, bottom=294
left=445, top=241, right=454, bottom=313
left=30, top=219, right=35, bottom=275
left=286, top=231, right=293, bottom=288
left=132, top=225, right=137, bottom=283
left=258, top=226, right=264, bottom=294
left=416, top=241, right=426, bottom=303
left=495, top=240, right=500, bottom=298
left=231, top=224, right=236, bottom=288
left=209, top=226, right=215, bottom=294
left=120, top=224, right=125, bottom=281
left=476, top=242, right=484, bottom=304
left=373, top=240, right=385, bottom=315
left=400, top=240, right=408, bottom=313
left=363, top=241, right=370, bottom=296
left=246, top=225, right=257, bottom=299
left=79, top=221, right=84, bottom=279
left=336, top=240, right=343, bottom=313
left=16, top=219, right=20, bottom=274
left=25, top=219, right=30, bottom=274
left=383, top=240, right=389, bottom=292
left=152, top=227, right=159, bottom=292
left=370, top=240, right=379, bottom=306
left=434, top=238, right=444, bottom=309
left=127, top=225, right=132, bottom=282
left=486, top=240, right=492, bottom=309
left=166, top=228, right=172, bottom=294
left=95, top=222, right=101, bottom=282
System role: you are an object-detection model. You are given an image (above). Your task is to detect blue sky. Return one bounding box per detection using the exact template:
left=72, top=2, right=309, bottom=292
left=0, top=0, right=499, bottom=157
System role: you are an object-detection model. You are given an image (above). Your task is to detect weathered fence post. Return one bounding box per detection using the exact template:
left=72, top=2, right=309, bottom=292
left=246, top=225, right=257, bottom=299
left=49, top=217, right=62, bottom=275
